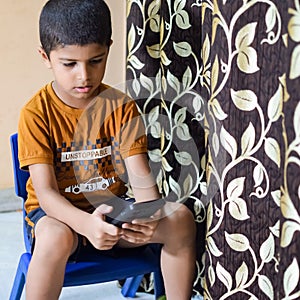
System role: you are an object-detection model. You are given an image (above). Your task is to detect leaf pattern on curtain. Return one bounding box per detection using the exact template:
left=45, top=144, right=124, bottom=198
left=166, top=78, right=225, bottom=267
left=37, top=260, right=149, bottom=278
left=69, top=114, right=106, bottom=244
left=279, top=1, right=300, bottom=299
left=126, top=0, right=207, bottom=296
left=126, top=0, right=300, bottom=299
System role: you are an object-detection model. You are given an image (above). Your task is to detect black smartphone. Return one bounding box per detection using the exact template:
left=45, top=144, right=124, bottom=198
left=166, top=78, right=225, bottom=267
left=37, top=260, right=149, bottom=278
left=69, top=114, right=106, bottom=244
left=105, top=198, right=165, bottom=228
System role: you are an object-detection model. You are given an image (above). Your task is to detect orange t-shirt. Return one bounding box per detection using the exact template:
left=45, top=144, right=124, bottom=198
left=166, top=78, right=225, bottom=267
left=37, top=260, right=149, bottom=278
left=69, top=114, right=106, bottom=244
left=18, top=82, right=147, bottom=214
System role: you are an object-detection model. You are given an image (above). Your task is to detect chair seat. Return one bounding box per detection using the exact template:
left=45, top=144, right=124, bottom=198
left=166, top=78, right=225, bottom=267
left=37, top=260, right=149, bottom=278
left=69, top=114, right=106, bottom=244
left=63, top=246, right=161, bottom=286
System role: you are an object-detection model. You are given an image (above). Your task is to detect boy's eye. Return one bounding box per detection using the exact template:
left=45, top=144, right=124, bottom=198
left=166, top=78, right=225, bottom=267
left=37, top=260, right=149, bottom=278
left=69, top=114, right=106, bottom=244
left=63, top=62, right=76, bottom=67
left=90, top=58, right=103, bottom=64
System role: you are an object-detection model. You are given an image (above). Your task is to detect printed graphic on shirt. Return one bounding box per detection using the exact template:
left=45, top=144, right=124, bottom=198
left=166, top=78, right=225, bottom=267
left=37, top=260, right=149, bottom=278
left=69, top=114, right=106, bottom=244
left=55, top=138, right=121, bottom=173
left=65, top=176, right=116, bottom=194
left=55, top=138, right=122, bottom=194
left=61, top=146, right=111, bottom=162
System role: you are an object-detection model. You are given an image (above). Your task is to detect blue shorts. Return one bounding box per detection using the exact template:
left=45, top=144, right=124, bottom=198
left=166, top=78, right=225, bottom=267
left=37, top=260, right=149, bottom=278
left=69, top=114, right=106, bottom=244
left=25, top=206, right=146, bottom=262
left=25, top=207, right=46, bottom=249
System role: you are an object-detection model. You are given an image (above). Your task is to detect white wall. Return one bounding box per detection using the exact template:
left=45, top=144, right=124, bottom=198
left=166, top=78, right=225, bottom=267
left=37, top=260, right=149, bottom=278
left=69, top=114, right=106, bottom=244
left=0, top=0, right=126, bottom=189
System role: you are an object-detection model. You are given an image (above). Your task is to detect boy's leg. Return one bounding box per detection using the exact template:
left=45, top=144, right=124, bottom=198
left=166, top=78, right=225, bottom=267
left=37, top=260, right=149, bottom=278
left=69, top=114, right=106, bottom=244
left=26, top=216, right=78, bottom=300
left=153, top=203, right=196, bottom=300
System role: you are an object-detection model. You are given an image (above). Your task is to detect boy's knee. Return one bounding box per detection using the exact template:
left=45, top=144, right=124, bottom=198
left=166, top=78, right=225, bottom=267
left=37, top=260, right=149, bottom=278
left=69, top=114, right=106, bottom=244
left=34, top=216, right=76, bottom=256
left=164, top=202, right=194, bottom=225
left=158, top=203, right=196, bottom=243
left=172, top=204, right=195, bottom=233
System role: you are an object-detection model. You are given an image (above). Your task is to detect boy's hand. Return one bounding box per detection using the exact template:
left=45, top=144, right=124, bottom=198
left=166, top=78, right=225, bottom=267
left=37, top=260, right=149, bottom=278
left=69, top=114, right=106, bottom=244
left=120, top=212, right=160, bottom=244
left=85, top=204, right=123, bottom=250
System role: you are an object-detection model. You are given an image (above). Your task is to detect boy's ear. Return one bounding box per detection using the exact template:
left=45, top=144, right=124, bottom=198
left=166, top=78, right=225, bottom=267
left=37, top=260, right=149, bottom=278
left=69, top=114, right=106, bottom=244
left=38, top=46, right=51, bottom=69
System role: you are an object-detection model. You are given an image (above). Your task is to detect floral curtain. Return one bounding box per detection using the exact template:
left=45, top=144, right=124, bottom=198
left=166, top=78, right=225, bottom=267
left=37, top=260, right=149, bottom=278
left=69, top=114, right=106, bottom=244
left=126, top=0, right=300, bottom=299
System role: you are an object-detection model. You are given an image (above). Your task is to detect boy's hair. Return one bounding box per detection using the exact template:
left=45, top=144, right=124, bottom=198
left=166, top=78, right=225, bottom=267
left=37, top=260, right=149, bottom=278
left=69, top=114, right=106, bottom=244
left=39, top=0, right=112, bottom=57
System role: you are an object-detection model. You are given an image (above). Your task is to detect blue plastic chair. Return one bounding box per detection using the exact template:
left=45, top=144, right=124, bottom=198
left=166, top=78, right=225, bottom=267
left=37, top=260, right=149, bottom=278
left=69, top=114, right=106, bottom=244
left=9, top=133, right=164, bottom=300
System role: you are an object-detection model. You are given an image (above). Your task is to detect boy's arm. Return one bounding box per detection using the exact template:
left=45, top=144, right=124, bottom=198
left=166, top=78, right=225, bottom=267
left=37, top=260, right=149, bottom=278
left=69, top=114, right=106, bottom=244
left=28, top=163, right=122, bottom=249
left=120, top=153, right=162, bottom=244
left=124, top=153, right=160, bottom=202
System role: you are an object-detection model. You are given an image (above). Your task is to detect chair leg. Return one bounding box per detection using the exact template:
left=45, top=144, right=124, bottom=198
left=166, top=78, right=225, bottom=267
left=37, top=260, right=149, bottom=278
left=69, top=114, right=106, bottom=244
left=9, top=265, right=26, bottom=300
left=121, top=271, right=165, bottom=299
left=121, top=274, right=144, bottom=297
left=153, top=269, right=165, bottom=299
left=9, top=253, right=30, bottom=300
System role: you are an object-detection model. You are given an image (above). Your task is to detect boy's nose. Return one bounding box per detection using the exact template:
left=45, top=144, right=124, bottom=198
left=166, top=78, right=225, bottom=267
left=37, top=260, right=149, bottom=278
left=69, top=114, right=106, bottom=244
left=78, top=64, right=89, bottom=81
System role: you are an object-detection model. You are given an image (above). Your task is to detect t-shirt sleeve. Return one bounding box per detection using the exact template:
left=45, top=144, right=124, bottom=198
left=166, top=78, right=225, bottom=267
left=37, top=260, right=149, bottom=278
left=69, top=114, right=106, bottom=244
left=18, top=104, right=53, bottom=170
left=119, top=100, right=148, bottom=159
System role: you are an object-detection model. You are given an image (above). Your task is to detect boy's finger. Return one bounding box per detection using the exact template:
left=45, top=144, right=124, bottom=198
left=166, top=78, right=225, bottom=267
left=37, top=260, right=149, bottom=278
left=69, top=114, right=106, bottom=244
left=93, top=204, right=113, bottom=217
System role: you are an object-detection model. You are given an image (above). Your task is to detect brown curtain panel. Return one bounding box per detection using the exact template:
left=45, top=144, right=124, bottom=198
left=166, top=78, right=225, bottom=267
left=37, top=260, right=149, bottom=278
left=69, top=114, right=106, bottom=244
left=126, top=0, right=300, bottom=299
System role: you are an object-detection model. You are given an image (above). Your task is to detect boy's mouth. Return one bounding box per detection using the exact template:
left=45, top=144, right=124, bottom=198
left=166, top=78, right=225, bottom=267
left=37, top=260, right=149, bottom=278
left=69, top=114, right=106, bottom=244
left=75, top=86, right=92, bottom=93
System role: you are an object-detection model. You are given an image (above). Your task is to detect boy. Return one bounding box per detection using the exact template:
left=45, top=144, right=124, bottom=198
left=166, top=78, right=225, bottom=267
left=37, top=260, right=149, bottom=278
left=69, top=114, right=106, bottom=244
left=18, top=0, right=196, bottom=299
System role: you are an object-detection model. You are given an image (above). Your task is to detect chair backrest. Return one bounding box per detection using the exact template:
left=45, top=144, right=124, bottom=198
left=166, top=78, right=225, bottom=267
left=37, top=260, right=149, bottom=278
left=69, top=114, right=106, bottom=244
left=10, top=133, right=30, bottom=199
left=10, top=133, right=31, bottom=252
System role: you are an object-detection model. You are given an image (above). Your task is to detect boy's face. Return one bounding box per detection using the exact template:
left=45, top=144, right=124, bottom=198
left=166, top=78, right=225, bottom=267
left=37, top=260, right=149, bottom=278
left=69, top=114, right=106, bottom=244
left=40, top=43, right=111, bottom=108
